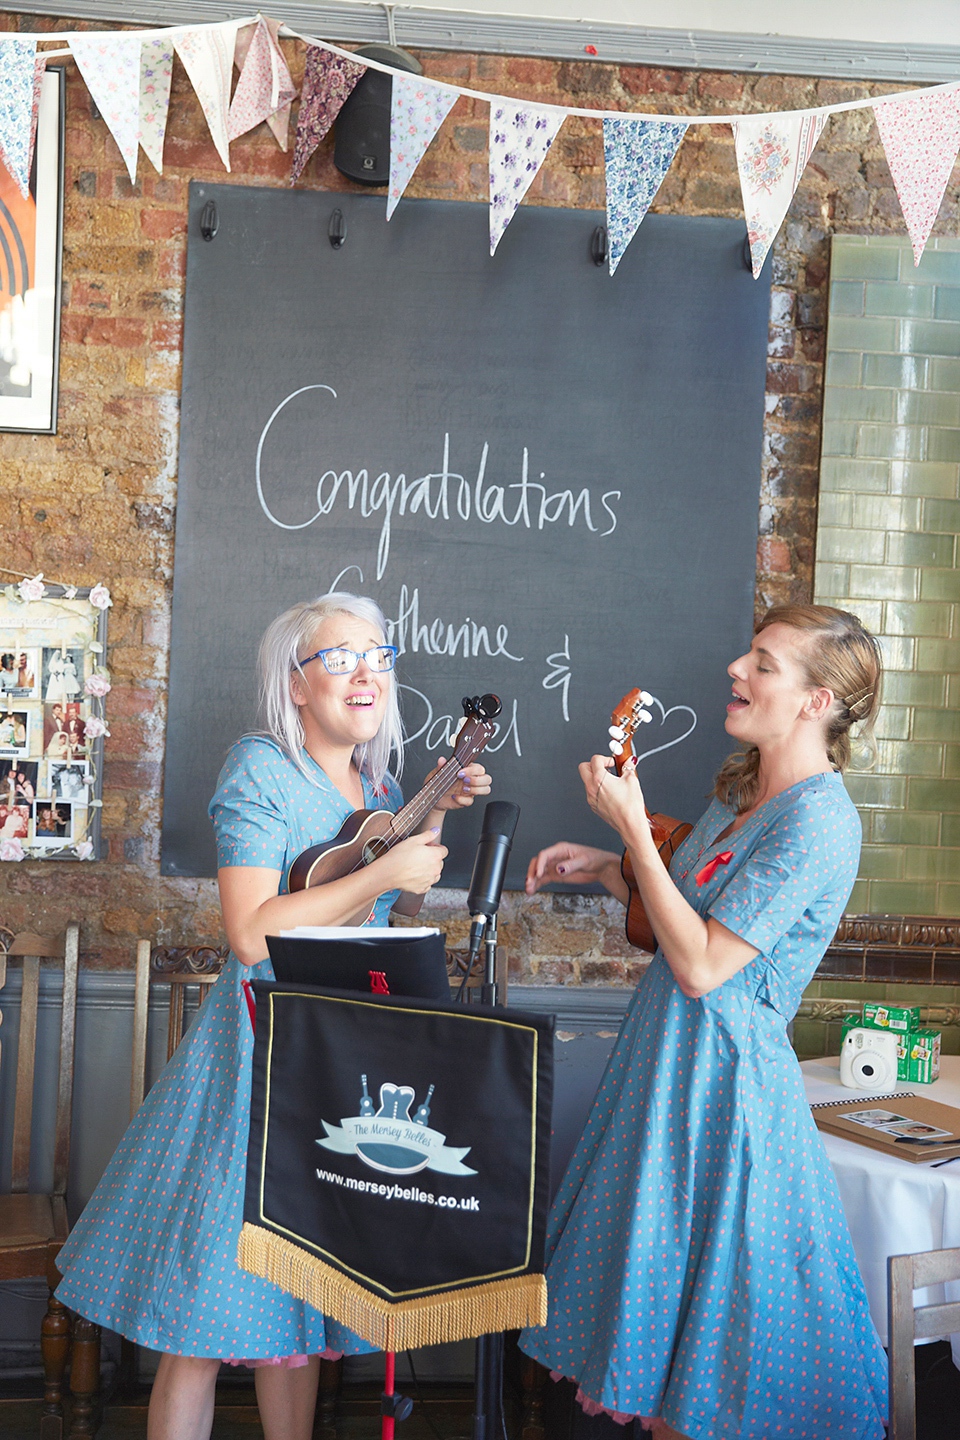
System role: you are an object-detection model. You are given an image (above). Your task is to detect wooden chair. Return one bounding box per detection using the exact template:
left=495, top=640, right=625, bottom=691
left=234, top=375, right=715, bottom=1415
left=0, top=923, right=101, bottom=1439
left=887, top=1245, right=960, bottom=1439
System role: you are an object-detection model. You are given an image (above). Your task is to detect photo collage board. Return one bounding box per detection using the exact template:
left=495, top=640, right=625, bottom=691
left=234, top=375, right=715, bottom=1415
left=0, top=583, right=108, bottom=859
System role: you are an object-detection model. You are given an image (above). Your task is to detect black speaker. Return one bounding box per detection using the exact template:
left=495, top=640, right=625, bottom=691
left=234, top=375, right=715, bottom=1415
left=334, top=44, right=423, bottom=186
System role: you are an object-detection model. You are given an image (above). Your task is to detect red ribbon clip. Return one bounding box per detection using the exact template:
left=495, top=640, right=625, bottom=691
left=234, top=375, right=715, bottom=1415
left=242, top=979, right=257, bottom=1035
left=695, top=850, right=733, bottom=887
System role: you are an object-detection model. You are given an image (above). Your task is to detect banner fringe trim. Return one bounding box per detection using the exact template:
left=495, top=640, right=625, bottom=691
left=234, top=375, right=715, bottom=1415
left=238, top=1223, right=547, bottom=1350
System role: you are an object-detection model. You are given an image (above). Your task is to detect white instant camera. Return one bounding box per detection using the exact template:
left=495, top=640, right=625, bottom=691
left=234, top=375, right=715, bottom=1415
left=839, top=1026, right=899, bottom=1091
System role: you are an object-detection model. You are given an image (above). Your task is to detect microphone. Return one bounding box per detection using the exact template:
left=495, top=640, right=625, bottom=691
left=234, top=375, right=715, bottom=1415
left=466, top=801, right=520, bottom=965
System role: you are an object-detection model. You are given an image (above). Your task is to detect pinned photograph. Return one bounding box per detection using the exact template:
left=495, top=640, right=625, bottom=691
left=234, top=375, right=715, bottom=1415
left=41, top=645, right=84, bottom=705
left=0, top=759, right=38, bottom=805
left=44, top=699, right=87, bottom=761
left=0, top=709, right=29, bottom=755
left=0, top=801, right=30, bottom=839
left=0, top=647, right=38, bottom=698
left=34, top=798, right=72, bottom=844
left=49, top=760, right=90, bottom=802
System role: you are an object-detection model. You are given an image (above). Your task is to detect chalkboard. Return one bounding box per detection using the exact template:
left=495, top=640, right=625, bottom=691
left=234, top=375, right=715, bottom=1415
left=162, top=184, right=771, bottom=888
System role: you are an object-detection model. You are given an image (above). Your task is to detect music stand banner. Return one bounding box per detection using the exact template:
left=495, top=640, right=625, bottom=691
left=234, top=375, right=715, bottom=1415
left=239, top=983, right=554, bottom=1351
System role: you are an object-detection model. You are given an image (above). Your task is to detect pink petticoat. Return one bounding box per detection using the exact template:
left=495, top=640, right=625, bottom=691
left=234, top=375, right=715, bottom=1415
left=224, top=1348, right=344, bottom=1370
left=550, top=1370, right=652, bottom=1429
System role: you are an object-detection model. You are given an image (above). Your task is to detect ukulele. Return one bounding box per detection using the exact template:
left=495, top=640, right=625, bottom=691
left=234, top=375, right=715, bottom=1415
left=609, top=688, right=693, bottom=953
left=287, top=692, right=501, bottom=918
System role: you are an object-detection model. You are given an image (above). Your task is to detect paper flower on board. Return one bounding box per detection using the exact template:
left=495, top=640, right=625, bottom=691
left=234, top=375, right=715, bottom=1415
left=84, top=715, right=109, bottom=739
left=0, top=837, right=25, bottom=862
left=74, top=839, right=94, bottom=861
left=89, top=583, right=113, bottom=610
left=85, top=674, right=111, bottom=698
left=17, top=573, right=45, bottom=602
left=62, top=585, right=78, bottom=599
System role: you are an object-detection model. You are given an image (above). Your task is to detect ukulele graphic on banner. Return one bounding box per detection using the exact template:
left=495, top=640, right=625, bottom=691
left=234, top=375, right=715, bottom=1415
left=317, top=1075, right=477, bottom=1177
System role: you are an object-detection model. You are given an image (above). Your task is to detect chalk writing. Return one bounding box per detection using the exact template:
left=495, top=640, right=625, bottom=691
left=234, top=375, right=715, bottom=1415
left=256, top=385, right=622, bottom=578
left=383, top=586, right=523, bottom=662
left=401, top=686, right=522, bottom=757
left=543, top=634, right=571, bottom=722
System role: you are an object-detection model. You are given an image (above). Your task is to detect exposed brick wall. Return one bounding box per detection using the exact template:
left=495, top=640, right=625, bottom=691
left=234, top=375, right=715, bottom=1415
left=0, top=13, right=945, bottom=978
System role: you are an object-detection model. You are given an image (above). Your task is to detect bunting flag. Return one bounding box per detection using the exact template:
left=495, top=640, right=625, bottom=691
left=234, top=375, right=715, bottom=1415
left=71, top=34, right=143, bottom=185
left=228, top=17, right=297, bottom=147
left=734, top=110, right=827, bottom=277
left=290, top=47, right=366, bottom=185
left=602, top=115, right=688, bottom=275
left=138, top=36, right=174, bottom=175
left=874, top=87, right=960, bottom=267
left=489, top=101, right=565, bottom=255
left=387, top=74, right=459, bottom=219
left=27, top=54, right=45, bottom=185
left=0, top=37, right=38, bottom=196
left=175, top=23, right=240, bottom=172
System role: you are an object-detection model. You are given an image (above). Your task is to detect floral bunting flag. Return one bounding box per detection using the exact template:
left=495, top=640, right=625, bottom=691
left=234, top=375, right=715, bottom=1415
left=27, top=54, right=46, bottom=183
left=290, top=46, right=366, bottom=184
left=175, top=22, right=241, bottom=172
left=734, top=110, right=827, bottom=278
left=874, top=87, right=960, bottom=266
left=139, top=36, right=174, bottom=175
left=71, top=34, right=143, bottom=184
left=489, top=101, right=565, bottom=255
left=228, top=16, right=297, bottom=147
left=602, top=115, right=688, bottom=275
left=0, top=37, right=38, bottom=197
left=386, top=73, right=459, bottom=219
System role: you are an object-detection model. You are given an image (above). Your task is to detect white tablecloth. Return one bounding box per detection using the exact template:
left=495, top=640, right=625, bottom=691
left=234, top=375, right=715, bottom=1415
left=801, top=1054, right=960, bottom=1362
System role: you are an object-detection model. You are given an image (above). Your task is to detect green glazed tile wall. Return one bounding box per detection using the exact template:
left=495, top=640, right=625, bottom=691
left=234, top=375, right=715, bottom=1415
left=818, top=237, right=960, bottom=917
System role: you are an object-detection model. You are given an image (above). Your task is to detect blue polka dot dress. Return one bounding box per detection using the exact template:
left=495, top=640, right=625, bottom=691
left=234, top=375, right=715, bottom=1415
left=55, top=736, right=402, bottom=1360
left=519, top=773, right=888, bottom=1438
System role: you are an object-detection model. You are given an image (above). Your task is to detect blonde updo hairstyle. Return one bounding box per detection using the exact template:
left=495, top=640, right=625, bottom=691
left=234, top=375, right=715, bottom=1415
left=714, top=604, right=882, bottom=813
left=258, top=591, right=404, bottom=791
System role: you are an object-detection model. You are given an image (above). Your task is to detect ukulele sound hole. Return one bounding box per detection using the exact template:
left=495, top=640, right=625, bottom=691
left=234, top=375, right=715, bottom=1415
left=362, top=837, right=390, bottom=865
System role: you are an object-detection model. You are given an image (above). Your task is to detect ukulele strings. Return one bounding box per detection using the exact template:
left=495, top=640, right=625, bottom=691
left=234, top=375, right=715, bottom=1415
left=341, top=729, right=487, bottom=875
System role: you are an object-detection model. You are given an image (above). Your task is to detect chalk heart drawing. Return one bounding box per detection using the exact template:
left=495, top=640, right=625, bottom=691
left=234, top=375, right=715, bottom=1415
left=632, top=694, right=697, bottom=765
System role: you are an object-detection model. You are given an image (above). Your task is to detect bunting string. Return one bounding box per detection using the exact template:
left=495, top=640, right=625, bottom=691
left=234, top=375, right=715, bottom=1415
left=9, top=15, right=960, bottom=271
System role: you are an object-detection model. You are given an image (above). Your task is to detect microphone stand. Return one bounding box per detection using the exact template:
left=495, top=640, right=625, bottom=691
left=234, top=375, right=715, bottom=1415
left=472, top=911, right=503, bottom=1439
left=480, top=913, right=499, bottom=1007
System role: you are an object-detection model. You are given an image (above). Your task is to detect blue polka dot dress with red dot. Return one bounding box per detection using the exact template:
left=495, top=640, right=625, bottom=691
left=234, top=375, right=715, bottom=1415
left=55, top=736, right=401, bottom=1361
left=519, top=772, right=887, bottom=1439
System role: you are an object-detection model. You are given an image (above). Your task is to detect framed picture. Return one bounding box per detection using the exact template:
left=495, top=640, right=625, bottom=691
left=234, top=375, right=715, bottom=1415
left=0, top=65, right=65, bottom=434
left=0, top=578, right=109, bottom=860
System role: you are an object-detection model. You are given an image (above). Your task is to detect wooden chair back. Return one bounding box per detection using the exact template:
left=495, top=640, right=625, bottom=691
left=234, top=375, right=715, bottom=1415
left=0, top=924, right=79, bottom=1209
left=129, top=943, right=227, bottom=1118
left=888, top=1245, right=960, bottom=1439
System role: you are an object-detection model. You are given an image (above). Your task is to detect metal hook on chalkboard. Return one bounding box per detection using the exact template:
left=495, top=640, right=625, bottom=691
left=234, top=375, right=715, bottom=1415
left=590, top=226, right=608, bottom=267
left=328, top=209, right=347, bottom=250
left=199, top=199, right=219, bottom=242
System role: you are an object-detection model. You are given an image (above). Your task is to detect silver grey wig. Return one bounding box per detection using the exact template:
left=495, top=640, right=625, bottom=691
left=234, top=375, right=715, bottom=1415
left=258, top=592, right=404, bottom=789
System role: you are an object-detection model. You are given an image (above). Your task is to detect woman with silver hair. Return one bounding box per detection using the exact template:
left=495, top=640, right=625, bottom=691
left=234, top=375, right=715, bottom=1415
left=56, top=592, right=491, bottom=1440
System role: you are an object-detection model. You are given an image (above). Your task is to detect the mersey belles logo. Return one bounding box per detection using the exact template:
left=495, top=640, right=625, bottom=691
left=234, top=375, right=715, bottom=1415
left=317, top=1074, right=477, bottom=1177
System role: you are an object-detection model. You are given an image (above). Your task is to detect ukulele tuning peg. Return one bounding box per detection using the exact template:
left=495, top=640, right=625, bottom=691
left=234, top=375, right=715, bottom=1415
left=608, top=725, right=625, bottom=740
left=609, top=740, right=623, bottom=757
left=639, top=690, right=654, bottom=706
left=639, top=709, right=653, bottom=723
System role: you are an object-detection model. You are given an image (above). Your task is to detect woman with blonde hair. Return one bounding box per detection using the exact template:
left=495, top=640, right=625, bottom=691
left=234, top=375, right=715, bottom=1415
left=520, top=605, right=886, bottom=1439
left=57, top=591, right=491, bottom=1440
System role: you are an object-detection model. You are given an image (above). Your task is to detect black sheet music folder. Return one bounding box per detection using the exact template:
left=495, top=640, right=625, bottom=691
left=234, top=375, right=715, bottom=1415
left=265, top=929, right=451, bottom=1001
